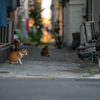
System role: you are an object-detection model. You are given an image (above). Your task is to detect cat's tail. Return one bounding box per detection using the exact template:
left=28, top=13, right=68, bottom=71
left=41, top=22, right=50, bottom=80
left=9, top=60, right=12, bottom=64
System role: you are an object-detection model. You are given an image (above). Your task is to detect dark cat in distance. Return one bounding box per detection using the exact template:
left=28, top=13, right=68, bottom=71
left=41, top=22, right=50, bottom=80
left=41, top=45, right=50, bottom=56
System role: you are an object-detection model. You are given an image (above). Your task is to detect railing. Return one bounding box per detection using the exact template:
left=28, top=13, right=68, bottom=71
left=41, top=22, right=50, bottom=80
left=0, top=18, right=14, bottom=44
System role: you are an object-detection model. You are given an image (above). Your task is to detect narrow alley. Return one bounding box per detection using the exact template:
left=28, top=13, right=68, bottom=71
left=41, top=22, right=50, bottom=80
left=1, top=0, right=100, bottom=100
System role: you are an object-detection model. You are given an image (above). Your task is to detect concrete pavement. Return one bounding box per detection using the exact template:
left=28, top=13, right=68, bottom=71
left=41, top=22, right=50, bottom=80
left=0, top=44, right=99, bottom=78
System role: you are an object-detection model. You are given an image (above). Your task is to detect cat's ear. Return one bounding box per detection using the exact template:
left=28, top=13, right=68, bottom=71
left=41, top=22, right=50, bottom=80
left=25, top=49, right=27, bottom=51
left=22, top=49, right=24, bottom=51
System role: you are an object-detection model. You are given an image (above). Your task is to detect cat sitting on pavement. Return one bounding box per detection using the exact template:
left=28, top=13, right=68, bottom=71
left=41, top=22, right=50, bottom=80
left=14, top=39, right=21, bottom=51
left=9, top=49, right=27, bottom=64
left=41, top=45, right=50, bottom=56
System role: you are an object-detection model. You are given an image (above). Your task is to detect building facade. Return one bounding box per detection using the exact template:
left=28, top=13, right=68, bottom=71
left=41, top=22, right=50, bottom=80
left=63, top=0, right=86, bottom=46
left=86, top=0, right=100, bottom=30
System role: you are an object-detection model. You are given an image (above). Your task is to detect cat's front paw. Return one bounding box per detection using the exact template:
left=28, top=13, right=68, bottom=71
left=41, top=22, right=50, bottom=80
left=20, top=62, right=23, bottom=64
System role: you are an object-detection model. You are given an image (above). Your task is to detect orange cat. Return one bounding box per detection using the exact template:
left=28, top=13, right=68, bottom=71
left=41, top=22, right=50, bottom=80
left=9, top=49, right=27, bottom=64
left=14, top=39, right=21, bottom=51
left=41, top=45, right=50, bottom=56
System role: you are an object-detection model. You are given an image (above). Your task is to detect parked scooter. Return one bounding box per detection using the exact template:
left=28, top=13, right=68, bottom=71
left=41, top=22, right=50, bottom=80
left=54, top=21, right=62, bottom=48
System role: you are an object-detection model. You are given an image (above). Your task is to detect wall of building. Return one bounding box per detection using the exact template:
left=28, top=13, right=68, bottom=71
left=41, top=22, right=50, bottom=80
left=51, top=0, right=59, bottom=23
left=63, top=2, right=70, bottom=44
left=63, top=0, right=86, bottom=46
left=9, top=8, right=19, bottom=30
left=94, top=0, right=100, bottom=29
left=87, top=0, right=100, bottom=31
left=59, top=7, right=63, bottom=36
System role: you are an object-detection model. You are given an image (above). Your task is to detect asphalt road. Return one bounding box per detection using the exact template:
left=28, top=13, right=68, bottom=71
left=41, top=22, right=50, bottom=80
left=0, top=78, right=100, bottom=100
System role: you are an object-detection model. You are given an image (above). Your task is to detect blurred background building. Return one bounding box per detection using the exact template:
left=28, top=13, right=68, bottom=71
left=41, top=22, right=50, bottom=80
left=62, top=0, right=86, bottom=47
left=1, top=0, right=100, bottom=63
